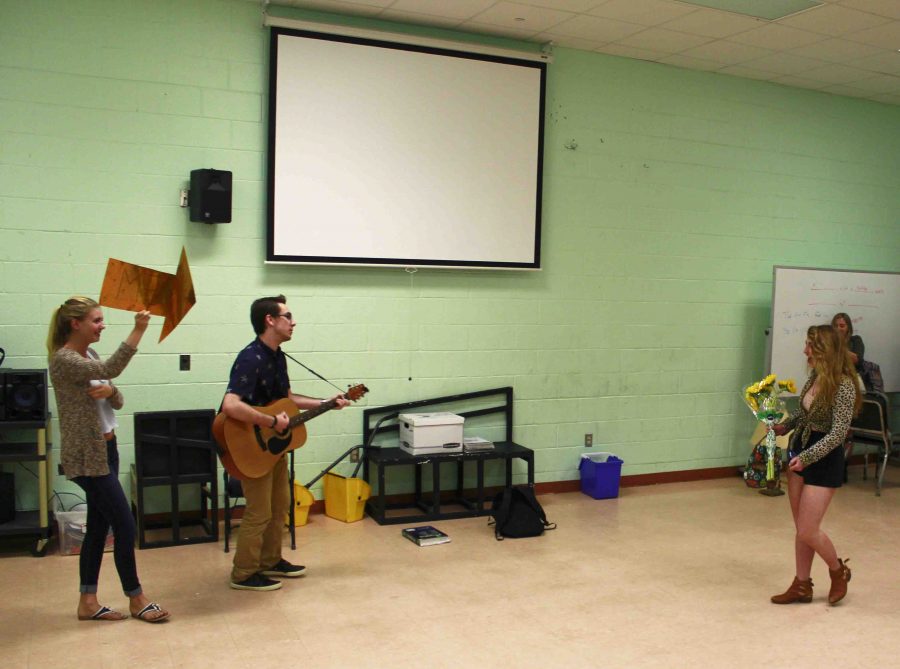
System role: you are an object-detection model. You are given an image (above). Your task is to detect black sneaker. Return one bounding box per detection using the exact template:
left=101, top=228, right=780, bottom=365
left=229, top=573, right=283, bottom=591
left=260, top=559, right=306, bottom=578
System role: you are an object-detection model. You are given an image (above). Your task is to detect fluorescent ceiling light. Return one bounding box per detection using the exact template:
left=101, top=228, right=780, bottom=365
left=677, top=0, right=823, bottom=21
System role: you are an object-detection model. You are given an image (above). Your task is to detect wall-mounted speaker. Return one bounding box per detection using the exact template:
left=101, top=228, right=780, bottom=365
left=1, top=370, right=48, bottom=423
left=189, top=169, right=232, bottom=223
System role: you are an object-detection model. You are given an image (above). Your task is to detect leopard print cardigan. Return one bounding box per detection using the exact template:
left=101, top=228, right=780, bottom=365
left=50, top=342, right=136, bottom=478
left=782, top=372, right=857, bottom=467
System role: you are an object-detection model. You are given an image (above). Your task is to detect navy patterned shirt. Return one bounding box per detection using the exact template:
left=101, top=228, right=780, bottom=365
left=225, top=338, right=290, bottom=406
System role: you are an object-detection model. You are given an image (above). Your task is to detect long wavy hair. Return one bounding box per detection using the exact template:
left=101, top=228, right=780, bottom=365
left=830, top=312, right=854, bottom=337
left=46, top=297, right=99, bottom=360
left=806, top=324, right=862, bottom=415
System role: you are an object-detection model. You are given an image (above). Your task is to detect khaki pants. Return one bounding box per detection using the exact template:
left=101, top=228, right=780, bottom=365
left=231, top=456, right=289, bottom=582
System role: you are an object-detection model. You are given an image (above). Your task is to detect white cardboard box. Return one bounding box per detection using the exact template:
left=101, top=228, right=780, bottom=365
left=399, top=412, right=464, bottom=454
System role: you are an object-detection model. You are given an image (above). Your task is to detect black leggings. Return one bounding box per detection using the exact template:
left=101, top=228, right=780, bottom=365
left=72, top=438, right=142, bottom=596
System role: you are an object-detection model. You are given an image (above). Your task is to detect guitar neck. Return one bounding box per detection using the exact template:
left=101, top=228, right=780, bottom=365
left=289, top=398, right=339, bottom=428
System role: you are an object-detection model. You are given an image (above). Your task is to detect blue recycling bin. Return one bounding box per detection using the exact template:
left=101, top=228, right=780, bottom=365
left=579, top=452, right=623, bottom=499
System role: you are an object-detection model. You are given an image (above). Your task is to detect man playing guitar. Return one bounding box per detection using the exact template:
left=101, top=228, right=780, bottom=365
left=221, top=295, right=349, bottom=591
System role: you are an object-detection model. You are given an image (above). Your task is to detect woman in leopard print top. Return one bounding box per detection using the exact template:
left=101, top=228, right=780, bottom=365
left=770, top=325, right=861, bottom=607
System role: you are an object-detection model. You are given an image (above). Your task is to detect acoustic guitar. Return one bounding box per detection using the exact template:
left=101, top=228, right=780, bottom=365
left=213, top=384, right=368, bottom=479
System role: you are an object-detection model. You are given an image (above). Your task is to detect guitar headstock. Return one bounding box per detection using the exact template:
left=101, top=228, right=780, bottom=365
left=345, top=384, right=369, bottom=402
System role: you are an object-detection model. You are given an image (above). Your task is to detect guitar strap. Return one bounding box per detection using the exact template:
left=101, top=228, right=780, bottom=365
left=283, top=351, right=347, bottom=395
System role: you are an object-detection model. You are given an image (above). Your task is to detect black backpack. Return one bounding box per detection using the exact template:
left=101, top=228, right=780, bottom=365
left=489, top=486, right=556, bottom=540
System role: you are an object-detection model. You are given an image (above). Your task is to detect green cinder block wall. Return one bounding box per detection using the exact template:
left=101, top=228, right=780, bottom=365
left=1, top=0, right=898, bottom=509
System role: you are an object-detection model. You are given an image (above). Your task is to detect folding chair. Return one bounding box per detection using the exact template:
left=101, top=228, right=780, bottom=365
left=848, top=391, right=899, bottom=496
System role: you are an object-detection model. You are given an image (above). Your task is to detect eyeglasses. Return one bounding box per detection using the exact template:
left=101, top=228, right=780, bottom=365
left=277, top=312, right=293, bottom=322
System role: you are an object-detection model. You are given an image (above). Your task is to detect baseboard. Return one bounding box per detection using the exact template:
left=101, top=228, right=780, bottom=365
left=215, top=459, right=880, bottom=523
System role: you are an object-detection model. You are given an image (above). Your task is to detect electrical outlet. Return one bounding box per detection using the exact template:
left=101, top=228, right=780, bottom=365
left=179, top=354, right=190, bottom=371
left=349, top=448, right=359, bottom=463
left=584, top=433, right=593, bottom=447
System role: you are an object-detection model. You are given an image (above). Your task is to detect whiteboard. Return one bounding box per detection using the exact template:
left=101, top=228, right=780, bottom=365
left=266, top=28, right=545, bottom=269
left=769, top=266, right=900, bottom=393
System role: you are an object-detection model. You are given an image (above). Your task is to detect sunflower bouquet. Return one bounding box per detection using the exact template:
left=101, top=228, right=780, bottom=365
left=744, top=374, right=796, bottom=421
left=743, top=374, right=796, bottom=484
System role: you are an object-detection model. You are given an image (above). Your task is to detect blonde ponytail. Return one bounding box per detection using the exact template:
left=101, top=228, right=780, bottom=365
left=47, top=297, right=99, bottom=361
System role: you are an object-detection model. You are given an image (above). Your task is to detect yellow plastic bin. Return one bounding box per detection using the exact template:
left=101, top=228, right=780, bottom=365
left=286, top=482, right=315, bottom=527
left=323, top=472, right=370, bottom=523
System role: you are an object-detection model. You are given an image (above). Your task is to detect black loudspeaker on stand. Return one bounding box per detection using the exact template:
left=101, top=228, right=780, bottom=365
left=189, top=169, right=232, bottom=223
left=0, top=370, right=48, bottom=423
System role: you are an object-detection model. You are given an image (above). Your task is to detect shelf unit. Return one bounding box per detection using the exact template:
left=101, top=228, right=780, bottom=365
left=0, top=418, right=52, bottom=556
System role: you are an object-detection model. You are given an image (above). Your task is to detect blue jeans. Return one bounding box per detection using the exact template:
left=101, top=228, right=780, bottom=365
left=72, top=438, right=142, bottom=596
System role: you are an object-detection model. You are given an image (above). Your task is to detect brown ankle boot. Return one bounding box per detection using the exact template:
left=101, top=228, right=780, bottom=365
left=771, top=577, right=813, bottom=604
left=828, top=558, right=851, bottom=605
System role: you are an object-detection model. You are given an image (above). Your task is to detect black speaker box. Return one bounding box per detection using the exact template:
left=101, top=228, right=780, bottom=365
left=1, top=370, right=48, bottom=423
left=189, top=169, right=232, bottom=223
left=0, top=472, right=14, bottom=524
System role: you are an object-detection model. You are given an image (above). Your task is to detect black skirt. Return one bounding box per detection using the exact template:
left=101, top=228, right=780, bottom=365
left=792, top=430, right=844, bottom=488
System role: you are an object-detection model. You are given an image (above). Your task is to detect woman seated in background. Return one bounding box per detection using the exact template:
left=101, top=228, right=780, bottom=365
left=831, top=312, right=864, bottom=373
left=48, top=297, right=169, bottom=623
left=771, top=324, right=861, bottom=606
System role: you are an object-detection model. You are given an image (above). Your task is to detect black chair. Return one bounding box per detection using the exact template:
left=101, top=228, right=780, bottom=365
left=222, top=473, right=244, bottom=554
left=848, top=391, right=899, bottom=496
left=221, top=451, right=296, bottom=553
left=132, top=410, right=218, bottom=549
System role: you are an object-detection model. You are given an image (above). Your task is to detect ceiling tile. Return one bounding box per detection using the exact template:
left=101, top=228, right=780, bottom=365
left=771, top=74, right=829, bottom=90
left=731, top=23, right=828, bottom=49
left=465, top=1, right=575, bottom=32
left=742, top=51, right=828, bottom=74
left=778, top=3, right=891, bottom=36
left=656, top=9, right=764, bottom=38
left=679, top=39, right=775, bottom=64
left=657, top=53, right=722, bottom=71
left=378, top=10, right=463, bottom=28
left=847, top=49, right=900, bottom=74
left=547, top=14, right=646, bottom=42
left=388, top=0, right=496, bottom=21
left=795, top=63, right=878, bottom=83
left=279, top=0, right=385, bottom=16
left=787, top=36, right=885, bottom=62
left=843, top=20, right=900, bottom=49
left=870, top=91, right=900, bottom=104
left=614, top=27, right=714, bottom=52
left=513, top=0, right=602, bottom=11
left=839, top=73, right=900, bottom=93
left=588, top=0, right=699, bottom=26
left=597, top=43, right=672, bottom=61
left=819, top=83, right=872, bottom=97
left=837, top=0, right=900, bottom=20
left=717, top=64, right=782, bottom=80
left=536, top=31, right=610, bottom=51
left=459, top=21, right=543, bottom=40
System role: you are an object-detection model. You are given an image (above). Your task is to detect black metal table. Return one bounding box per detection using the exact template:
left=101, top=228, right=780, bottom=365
left=363, top=441, right=534, bottom=525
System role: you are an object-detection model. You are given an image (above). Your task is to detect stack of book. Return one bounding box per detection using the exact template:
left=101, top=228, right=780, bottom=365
left=463, top=436, right=494, bottom=452
left=401, top=525, right=450, bottom=546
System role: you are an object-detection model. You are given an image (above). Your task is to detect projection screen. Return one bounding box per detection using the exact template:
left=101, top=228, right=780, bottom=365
left=267, top=27, right=546, bottom=269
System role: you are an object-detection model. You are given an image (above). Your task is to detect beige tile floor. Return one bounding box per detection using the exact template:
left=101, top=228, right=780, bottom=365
left=1, top=468, right=898, bottom=669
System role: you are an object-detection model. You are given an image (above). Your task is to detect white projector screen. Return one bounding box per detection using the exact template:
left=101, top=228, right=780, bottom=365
left=267, top=28, right=546, bottom=269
